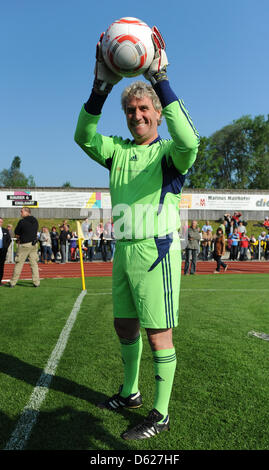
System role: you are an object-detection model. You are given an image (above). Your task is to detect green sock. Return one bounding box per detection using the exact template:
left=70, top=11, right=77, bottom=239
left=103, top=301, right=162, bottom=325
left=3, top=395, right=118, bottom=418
left=119, top=335, right=143, bottom=398
left=153, top=348, right=177, bottom=420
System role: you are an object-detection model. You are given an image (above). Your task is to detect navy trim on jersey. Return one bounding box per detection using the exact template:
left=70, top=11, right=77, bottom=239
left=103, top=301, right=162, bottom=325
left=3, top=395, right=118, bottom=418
left=166, top=251, right=175, bottom=328
left=158, top=155, right=186, bottom=214
left=154, top=80, right=178, bottom=108
left=161, top=257, right=169, bottom=327
left=154, top=80, right=199, bottom=141
left=106, top=151, right=115, bottom=171
left=106, top=158, right=113, bottom=170
left=177, top=99, right=200, bottom=140
left=148, top=232, right=173, bottom=272
left=131, top=135, right=162, bottom=146
left=149, top=135, right=162, bottom=146
left=161, top=252, right=174, bottom=328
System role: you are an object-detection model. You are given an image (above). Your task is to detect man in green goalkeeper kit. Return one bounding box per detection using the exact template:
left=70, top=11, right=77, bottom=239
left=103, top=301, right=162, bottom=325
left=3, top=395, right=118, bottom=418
left=75, top=27, right=199, bottom=440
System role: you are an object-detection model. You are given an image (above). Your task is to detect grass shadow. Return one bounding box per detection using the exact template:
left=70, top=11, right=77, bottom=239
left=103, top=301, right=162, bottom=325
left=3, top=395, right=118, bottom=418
left=0, top=352, right=141, bottom=450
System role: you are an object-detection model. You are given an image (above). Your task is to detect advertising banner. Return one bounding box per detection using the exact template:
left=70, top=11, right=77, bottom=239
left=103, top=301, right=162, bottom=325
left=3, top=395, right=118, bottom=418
left=0, top=189, right=111, bottom=209
left=1, top=189, right=269, bottom=211
left=185, top=193, right=269, bottom=211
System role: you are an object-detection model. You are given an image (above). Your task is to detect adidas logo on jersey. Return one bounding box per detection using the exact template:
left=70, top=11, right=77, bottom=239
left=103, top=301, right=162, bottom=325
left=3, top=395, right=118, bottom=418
left=130, top=155, right=138, bottom=161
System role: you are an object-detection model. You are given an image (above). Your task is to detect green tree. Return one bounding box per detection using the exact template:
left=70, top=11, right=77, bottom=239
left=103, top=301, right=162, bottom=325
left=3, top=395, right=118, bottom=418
left=208, top=116, right=254, bottom=189
left=187, top=115, right=269, bottom=190
left=0, top=156, right=36, bottom=187
left=62, top=181, right=72, bottom=188
left=249, top=115, right=269, bottom=189
left=185, top=136, right=213, bottom=188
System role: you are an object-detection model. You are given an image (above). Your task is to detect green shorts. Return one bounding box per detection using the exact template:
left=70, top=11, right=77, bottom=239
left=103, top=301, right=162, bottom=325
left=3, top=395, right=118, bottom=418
left=112, top=233, right=181, bottom=329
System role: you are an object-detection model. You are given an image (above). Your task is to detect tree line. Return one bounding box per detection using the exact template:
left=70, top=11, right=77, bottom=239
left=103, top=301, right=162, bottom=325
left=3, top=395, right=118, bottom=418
left=0, top=156, right=35, bottom=188
left=1, top=114, right=269, bottom=189
left=185, top=114, right=269, bottom=189
left=0, top=156, right=71, bottom=188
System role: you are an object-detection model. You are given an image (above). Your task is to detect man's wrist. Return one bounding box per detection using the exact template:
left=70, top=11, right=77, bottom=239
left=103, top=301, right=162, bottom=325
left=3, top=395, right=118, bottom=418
left=84, top=89, right=109, bottom=115
left=93, top=78, right=114, bottom=95
left=149, top=69, right=168, bottom=86
left=153, top=79, right=178, bottom=108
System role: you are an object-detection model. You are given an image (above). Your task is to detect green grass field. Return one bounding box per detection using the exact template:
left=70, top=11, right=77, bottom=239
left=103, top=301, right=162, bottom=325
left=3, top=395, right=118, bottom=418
left=0, top=274, right=269, bottom=451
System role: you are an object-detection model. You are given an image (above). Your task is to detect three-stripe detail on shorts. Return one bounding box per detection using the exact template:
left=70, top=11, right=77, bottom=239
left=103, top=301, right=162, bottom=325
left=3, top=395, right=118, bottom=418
left=161, top=251, right=175, bottom=328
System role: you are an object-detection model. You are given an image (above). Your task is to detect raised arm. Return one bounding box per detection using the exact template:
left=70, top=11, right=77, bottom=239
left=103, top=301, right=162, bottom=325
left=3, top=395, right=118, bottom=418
left=144, top=26, right=200, bottom=174
left=74, top=33, right=122, bottom=169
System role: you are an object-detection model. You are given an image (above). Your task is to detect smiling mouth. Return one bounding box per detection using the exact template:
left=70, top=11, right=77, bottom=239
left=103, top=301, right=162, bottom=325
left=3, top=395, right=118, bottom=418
left=131, top=122, right=148, bottom=130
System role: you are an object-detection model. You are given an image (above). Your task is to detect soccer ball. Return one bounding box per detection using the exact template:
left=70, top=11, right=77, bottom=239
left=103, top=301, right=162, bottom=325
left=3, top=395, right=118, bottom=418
left=101, top=17, right=155, bottom=77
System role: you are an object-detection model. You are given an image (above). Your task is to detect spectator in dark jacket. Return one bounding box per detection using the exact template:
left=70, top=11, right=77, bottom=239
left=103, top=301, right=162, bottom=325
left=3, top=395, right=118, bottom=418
left=184, top=220, right=201, bottom=275
left=212, top=228, right=228, bottom=273
left=0, top=217, right=11, bottom=285
left=9, top=207, right=40, bottom=287
left=59, top=225, right=71, bottom=263
left=50, top=226, right=59, bottom=262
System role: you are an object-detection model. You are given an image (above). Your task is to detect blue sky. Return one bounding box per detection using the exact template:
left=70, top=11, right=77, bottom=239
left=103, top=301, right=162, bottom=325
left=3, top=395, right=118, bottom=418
left=1, top=0, right=268, bottom=188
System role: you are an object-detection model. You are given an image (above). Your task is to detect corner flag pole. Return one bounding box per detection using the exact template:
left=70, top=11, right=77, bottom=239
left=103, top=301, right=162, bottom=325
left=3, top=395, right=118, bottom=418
left=76, top=221, right=86, bottom=291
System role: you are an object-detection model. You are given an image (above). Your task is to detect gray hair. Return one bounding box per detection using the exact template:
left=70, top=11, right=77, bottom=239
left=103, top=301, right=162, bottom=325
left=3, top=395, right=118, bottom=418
left=121, top=81, right=163, bottom=125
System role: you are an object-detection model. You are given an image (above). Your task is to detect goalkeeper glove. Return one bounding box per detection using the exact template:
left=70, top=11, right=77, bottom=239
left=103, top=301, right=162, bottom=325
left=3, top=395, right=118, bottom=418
left=144, top=26, right=169, bottom=86
left=93, top=33, right=122, bottom=95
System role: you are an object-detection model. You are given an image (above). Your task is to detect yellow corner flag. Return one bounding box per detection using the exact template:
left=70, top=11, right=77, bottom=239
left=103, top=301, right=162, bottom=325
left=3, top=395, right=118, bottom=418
left=76, top=220, right=86, bottom=291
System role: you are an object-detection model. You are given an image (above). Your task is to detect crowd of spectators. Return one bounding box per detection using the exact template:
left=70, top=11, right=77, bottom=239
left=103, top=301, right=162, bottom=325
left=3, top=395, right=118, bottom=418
left=34, top=218, right=116, bottom=264
left=183, top=212, right=269, bottom=269
left=3, top=214, right=269, bottom=265
left=223, top=212, right=269, bottom=261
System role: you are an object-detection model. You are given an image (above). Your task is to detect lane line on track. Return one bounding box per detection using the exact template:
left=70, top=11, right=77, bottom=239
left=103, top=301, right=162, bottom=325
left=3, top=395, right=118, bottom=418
left=4, top=289, right=87, bottom=451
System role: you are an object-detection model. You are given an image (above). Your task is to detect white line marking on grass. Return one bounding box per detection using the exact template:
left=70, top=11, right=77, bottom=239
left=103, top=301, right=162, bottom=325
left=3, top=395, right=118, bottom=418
left=248, top=330, right=269, bottom=341
left=4, top=289, right=87, bottom=451
left=86, top=291, right=112, bottom=295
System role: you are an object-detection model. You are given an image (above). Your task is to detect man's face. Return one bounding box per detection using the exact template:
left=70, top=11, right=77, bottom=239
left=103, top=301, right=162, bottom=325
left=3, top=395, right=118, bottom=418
left=0, top=218, right=3, bottom=227
left=125, top=95, right=161, bottom=145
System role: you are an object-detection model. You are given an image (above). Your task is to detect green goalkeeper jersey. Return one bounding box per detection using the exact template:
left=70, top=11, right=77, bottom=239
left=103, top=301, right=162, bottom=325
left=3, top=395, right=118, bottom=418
left=75, top=87, right=199, bottom=240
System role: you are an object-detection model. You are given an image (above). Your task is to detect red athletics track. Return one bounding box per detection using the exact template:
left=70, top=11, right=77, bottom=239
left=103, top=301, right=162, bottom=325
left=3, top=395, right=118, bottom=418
left=2, top=260, right=269, bottom=282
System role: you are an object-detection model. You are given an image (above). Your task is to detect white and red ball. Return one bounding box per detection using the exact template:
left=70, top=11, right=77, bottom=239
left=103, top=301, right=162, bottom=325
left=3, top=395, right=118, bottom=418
left=102, top=17, right=154, bottom=77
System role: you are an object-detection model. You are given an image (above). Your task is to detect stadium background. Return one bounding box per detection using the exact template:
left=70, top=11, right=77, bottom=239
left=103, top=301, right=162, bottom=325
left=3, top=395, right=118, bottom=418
left=1, top=187, right=269, bottom=221
left=2, top=186, right=269, bottom=277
